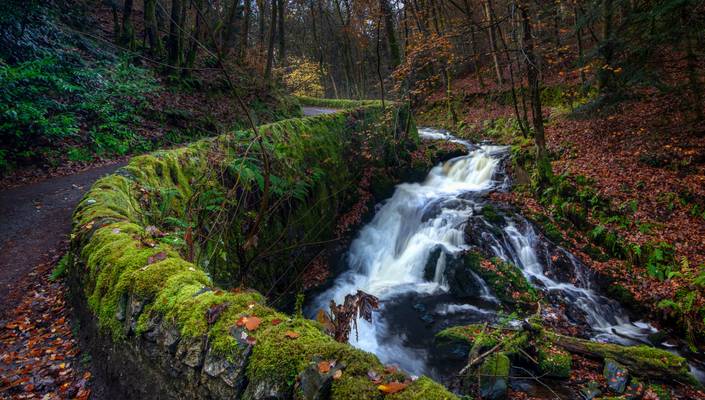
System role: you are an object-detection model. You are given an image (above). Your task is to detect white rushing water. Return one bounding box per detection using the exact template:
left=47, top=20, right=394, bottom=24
left=310, top=127, right=663, bottom=377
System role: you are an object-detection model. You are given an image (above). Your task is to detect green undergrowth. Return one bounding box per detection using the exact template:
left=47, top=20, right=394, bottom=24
left=69, top=103, right=458, bottom=398
left=0, top=4, right=299, bottom=175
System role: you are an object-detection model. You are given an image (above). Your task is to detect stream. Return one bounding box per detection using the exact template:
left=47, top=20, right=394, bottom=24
left=307, top=127, right=704, bottom=386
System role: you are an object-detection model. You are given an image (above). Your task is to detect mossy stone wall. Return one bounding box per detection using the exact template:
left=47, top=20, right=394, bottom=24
left=68, top=102, right=457, bottom=399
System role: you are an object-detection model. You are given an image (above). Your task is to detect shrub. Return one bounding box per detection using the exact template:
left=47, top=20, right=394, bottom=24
left=0, top=56, right=156, bottom=172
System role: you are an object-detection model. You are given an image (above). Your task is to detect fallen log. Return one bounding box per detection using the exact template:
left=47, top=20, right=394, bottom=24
left=547, top=333, right=699, bottom=386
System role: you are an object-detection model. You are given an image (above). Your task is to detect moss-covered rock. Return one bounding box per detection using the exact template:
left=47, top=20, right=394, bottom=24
left=463, top=253, right=539, bottom=311
left=478, top=353, right=510, bottom=400
left=537, top=344, right=572, bottom=379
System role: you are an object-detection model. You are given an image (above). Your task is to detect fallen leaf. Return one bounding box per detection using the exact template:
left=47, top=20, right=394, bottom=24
left=285, top=330, right=300, bottom=339
left=378, top=381, right=408, bottom=394
left=318, top=360, right=331, bottom=374
left=271, top=318, right=282, bottom=325
left=245, top=316, right=261, bottom=331
left=332, top=370, right=343, bottom=380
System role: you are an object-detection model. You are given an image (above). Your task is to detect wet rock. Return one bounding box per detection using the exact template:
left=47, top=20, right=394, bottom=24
left=603, top=358, right=629, bottom=393
left=412, top=302, right=435, bottom=325
left=244, top=378, right=289, bottom=400
left=423, top=247, right=443, bottom=281
left=126, top=294, right=145, bottom=334
left=192, top=286, right=213, bottom=297
left=159, top=324, right=181, bottom=354
left=433, top=336, right=470, bottom=361
left=142, top=314, right=163, bottom=342
left=297, top=357, right=344, bottom=399
left=478, top=353, right=510, bottom=400
left=444, top=254, right=483, bottom=299
left=543, top=247, right=579, bottom=283
left=201, top=348, right=249, bottom=396
left=177, top=336, right=207, bottom=369
left=580, top=381, right=602, bottom=399
left=464, top=215, right=503, bottom=254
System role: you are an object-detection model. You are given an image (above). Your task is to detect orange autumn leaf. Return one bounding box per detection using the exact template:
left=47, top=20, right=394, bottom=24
left=318, top=360, right=331, bottom=373
left=236, top=316, right=262, bottom=331
left=271, top=318, right=282, bottom=325
left=378, top=381, right=408, bottom=394
left=285, top=330, right=300, bottom=339
left=245, top=316, right=261, bottom=331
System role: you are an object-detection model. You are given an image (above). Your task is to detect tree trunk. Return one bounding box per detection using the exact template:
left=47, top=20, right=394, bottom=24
left=462, top=0, right=484, bottom=88
left=167, top=0, right=184, bottom=68
left=484, top=0, right=503, bottom=85
left=380, top=0, right=401, bottom=68
left=144, top=0, right=163, bottom=56
left=184, top=0, right=203, bottom=75
left=574, top=5, right=586, bottom=88
left=549, top=333, right=695, bottom=384
left=264, top=0, right=277, bottom=79
left=112, top=2, right=121, bottom=41
left=121, top=0, right=135, bottom=47
left=277, top=0, right=286, bottom=65
left=258, top=0, right=266, bottom=56
left=225, top=0, right=243, bottom=54
left=521, top=3, right=549, bottom=184
left=240, top=0, right=251, bottom=58
left=597, top=0, right=614, bottom=93
left=682, top=5, right=704, bottom=125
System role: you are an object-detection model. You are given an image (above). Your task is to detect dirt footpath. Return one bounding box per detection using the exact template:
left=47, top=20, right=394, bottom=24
left=0, top=162, right=126, bottom=317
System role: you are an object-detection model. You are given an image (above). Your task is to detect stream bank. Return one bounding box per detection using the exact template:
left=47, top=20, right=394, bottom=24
left=308, top=127, right=704, bottom=399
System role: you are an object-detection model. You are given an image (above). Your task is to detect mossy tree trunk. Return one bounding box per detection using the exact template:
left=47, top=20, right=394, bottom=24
left=144, top=0, right=163, bottom=56
left=264, top=0, right=277, bottom=79
left=167, top=0, right=184, bottom=68
left=121, top=0, right=135, bottom=48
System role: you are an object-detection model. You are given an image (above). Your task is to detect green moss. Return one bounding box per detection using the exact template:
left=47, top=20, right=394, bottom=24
left=389, top=376, right=458, bottom=400
left=546, top=333, right=696, bottom=384
left=465, top=253, right=539, bottom=310
left=645, top=384, right=671, bottom=400
left=480, top=353, right=510, bottom=378
left=537, top=344, right=572, bottom=378
left=247, top=317, right=384, bottom=388
left=481, top=204, right=504, bottom=224
left=435, top=324, right=500, bottom=349
left=331, top=376, right=381, bottom=399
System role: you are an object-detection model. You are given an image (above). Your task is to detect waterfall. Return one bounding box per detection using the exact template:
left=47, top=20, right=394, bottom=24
left=309, top=127, right=662, bottom=378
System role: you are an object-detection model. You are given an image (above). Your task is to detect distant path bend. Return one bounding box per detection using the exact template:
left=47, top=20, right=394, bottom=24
left=301, top=106, right=338, bottom=116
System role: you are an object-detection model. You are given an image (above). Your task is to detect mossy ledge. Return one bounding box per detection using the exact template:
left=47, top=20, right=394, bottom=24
left=68, top=101, right=457, bottom=399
